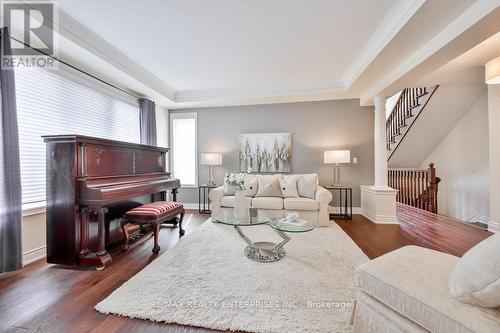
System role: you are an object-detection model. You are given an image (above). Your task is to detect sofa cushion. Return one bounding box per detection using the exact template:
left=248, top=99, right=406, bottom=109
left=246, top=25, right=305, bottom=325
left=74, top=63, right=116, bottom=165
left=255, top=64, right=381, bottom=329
left=255, top=175, right=282, bottom=197
left=243, top=174, right=258, bottom=197
left=251, top=197, right=283, bottom=210
left=220, top=196, right=252, bottom=208
left=279, top=175, right=299, bottom=198
left=355, top=246, right=500, bottom=333
left=449, top=232, right=500, bottom=307
left=297, top=174, right=318, bottom=199
left=284, top=198, right=318, bottom=211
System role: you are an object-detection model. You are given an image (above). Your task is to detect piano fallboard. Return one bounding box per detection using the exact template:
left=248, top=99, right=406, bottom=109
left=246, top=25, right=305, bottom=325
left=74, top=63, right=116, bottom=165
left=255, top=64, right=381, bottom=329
left=43, top=135, right=180, bottom=268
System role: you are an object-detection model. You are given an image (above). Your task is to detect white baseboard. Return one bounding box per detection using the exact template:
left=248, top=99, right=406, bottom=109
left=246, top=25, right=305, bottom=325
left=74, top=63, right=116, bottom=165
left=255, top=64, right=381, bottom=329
left=329, top=206, right=361, bottom=215
left=488, top=221, right=499, bottom=233
left=181, top=203, right=199, bottom=210
left=23, top=246, right=46, bottom=266
left=361, top=208, right=398, bottom=224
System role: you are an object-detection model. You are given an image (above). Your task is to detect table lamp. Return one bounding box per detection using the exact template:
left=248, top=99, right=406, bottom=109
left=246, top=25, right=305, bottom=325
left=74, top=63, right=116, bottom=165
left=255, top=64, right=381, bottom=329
left=200, top=153, right=222, bottom=186
left=324, top=150, right=350, bottom=185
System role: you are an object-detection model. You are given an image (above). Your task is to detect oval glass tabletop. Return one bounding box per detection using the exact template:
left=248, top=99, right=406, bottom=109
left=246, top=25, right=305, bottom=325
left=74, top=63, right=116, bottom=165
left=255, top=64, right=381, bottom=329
left=268, top=219, right=315, bottom=233
left=213, top=213, right=274, bottom=226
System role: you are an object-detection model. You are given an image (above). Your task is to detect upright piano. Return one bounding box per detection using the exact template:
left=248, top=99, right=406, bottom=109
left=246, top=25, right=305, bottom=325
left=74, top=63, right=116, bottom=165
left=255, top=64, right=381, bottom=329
left=43, top=135, right=180, bottom=268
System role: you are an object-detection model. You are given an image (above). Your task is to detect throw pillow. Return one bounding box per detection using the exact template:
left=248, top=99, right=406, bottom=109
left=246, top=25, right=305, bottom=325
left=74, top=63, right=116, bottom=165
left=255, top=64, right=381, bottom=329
left=223, top=173, right=236, bottom=196
left=244, top=174, right=258, bottom=197
left=280, top=175, right=299, bottom=198
left=449, top=232, right=500, bottom=307
left=255, top=174, right=283, bottom=197
left=297, top=173, right=318, bottom=199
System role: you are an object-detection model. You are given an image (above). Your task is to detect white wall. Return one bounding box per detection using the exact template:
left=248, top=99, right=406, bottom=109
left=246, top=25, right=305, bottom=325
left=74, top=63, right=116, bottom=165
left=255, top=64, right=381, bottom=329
left=421, top=92, right=489, bottom=222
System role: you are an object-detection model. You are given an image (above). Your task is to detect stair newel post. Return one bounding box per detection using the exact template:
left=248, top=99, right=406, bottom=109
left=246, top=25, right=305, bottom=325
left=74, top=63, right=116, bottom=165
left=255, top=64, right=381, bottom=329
left=428, top=163, right=438, bottom=214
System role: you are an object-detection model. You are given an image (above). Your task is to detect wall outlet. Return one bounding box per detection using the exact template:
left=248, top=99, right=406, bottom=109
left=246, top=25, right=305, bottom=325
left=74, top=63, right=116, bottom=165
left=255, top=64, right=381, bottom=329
left=353, top=157, right=358, bottom=164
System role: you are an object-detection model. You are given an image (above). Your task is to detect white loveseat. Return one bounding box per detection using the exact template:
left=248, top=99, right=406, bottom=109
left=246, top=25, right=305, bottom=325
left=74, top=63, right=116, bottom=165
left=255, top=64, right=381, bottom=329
left=209, top=173, right=333, bottom=226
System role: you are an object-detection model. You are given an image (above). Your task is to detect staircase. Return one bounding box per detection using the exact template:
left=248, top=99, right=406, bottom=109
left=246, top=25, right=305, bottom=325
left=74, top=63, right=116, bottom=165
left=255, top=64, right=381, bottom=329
left=386, top=86, right=438, bottom=160
left=388, top=163, right=441, bottom=214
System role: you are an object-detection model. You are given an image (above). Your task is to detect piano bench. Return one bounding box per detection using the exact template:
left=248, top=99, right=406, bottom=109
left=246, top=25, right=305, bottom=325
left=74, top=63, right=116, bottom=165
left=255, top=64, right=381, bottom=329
left=121, top=201, right=185, bottom=254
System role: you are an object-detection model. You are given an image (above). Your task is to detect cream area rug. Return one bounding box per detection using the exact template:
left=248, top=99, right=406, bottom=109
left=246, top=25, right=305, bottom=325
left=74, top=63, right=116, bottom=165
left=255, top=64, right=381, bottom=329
left=95, top=219, right=368, bottom=333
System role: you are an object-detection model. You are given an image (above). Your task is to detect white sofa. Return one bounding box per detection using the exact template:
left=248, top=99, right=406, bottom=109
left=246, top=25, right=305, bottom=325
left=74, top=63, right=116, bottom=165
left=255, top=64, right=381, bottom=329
left=352, top=246, right=500, bottom=333
left=209, top=173, right=333, bottom=226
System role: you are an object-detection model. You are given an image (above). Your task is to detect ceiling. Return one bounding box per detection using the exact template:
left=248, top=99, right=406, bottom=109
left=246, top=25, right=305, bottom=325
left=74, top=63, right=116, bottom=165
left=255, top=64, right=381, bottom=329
left=29, top=0, right=500, bottom=108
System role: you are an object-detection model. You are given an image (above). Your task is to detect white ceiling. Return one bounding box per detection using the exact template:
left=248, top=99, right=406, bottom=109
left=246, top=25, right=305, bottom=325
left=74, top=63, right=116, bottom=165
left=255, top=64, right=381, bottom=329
left=45, top=0, right=500, bottom=108
left=57, top=0, right=397, bottom=91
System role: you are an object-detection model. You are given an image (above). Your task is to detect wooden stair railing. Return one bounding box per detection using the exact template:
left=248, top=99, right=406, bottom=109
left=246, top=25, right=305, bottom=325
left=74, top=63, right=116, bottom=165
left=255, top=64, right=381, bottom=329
left=388, top=163, right=441, bottom=214
left=386, top=86, right=438, bottom=159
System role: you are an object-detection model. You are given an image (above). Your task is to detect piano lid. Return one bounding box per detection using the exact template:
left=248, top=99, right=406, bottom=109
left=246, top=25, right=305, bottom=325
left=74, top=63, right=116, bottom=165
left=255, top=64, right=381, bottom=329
left=42, top=134, right=169, bottom=153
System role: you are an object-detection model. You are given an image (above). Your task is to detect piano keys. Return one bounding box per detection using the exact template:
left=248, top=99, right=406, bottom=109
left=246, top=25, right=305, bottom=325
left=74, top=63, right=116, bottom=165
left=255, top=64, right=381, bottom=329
left=43, top=135, right=180, bottom=269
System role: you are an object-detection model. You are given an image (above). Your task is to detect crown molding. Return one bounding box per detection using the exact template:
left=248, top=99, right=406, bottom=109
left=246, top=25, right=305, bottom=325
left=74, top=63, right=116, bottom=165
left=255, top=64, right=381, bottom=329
left=55, top=8, right=176, bottom=102
left=359, top=0, right=500, bottom=105
left=342, top=0, right=425, bottom=89
left=175, top=81, right=345, bottom=103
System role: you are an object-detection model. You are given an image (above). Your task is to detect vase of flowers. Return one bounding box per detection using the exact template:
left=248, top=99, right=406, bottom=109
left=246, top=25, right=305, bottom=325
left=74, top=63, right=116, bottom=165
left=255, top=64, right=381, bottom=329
left=225, top=173, right=249, bottom=219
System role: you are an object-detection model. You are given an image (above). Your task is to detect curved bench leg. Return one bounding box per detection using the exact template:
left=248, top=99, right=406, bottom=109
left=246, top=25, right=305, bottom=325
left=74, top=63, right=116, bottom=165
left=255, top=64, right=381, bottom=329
left=179, top=210, right=185, bottom=236
left=152, top=223, right=160, bottom=253
left=120, top=218, right=130, bottom=252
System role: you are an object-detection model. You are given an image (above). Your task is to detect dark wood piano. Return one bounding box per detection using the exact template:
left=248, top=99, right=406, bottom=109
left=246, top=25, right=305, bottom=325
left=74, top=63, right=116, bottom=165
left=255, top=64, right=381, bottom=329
left=43, top=135, right=180, bottom=269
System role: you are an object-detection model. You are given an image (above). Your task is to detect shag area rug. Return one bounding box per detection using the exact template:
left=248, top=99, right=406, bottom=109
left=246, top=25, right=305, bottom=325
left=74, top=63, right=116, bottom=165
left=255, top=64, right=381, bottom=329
left=95, top=219, right=368, bottom=333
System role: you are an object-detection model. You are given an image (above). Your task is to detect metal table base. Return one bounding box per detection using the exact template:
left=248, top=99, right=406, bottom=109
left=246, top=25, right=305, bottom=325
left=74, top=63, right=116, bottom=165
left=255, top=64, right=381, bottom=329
left=235, top=226, right=290, bottom=263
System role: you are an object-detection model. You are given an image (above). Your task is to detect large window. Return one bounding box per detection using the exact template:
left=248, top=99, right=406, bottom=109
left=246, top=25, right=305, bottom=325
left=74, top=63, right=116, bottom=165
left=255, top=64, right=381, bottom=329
left=170, top=112, right=197, bottom=187
left=16, top=68, right=140, bottom=207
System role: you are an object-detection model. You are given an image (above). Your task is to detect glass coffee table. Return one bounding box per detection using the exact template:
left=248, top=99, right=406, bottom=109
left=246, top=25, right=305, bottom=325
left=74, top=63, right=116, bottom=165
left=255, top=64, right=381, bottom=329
left=214, top=214, right=314, bottom=263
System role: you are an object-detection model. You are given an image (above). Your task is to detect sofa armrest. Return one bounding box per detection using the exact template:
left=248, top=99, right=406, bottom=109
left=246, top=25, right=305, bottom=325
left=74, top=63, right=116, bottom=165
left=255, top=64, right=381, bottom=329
left=315, top=186, right=332, bottom=204
left=209, top=186, right=224, bottom=205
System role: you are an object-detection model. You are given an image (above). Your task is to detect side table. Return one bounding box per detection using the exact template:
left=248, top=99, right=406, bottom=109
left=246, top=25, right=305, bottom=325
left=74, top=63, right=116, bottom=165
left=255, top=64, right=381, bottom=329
left=323, top=185, right=352, bottom=219
left=199, top=184, right=218, bottom=214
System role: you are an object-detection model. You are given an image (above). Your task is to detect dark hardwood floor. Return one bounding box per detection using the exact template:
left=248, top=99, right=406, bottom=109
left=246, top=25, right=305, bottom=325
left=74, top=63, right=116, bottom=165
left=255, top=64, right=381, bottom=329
left=0, top=206, right=492, bottom=333
left=336, top=203, right=492, bottom=259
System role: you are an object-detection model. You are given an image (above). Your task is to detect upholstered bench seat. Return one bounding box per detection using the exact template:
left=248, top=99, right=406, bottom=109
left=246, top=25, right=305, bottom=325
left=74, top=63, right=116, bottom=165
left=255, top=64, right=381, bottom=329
left=121, top=201, right=185, bottom=254
left=125, top=201, right=183, bottom=222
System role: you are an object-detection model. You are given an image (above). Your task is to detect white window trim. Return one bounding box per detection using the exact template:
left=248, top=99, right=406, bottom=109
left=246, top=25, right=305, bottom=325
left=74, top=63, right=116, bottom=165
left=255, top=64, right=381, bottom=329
left=22, top=201, right=46, bottom=216
left=169, top=112, right=198, bottom=188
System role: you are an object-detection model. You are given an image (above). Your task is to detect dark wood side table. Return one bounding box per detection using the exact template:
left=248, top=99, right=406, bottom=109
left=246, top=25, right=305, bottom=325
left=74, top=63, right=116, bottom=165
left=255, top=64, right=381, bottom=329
left=199, top=184, right=218, bottom=214
left=323, top=185, right=352, bottom=219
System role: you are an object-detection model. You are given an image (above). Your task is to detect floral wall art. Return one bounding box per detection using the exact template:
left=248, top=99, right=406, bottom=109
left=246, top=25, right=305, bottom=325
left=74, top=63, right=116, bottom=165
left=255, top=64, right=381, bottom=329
left=239, top=133, right=291, bottom=173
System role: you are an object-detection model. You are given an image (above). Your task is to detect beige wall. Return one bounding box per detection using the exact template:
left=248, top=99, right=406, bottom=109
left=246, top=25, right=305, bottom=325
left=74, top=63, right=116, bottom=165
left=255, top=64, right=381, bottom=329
left=21, top=213, right=47, bottom=265
left=421, top=93, right=490, bottom=222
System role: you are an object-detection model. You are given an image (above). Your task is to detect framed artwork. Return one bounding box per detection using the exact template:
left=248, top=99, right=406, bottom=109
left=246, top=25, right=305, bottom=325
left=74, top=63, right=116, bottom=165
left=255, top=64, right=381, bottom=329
left=239, top=133, right=291, bottom=173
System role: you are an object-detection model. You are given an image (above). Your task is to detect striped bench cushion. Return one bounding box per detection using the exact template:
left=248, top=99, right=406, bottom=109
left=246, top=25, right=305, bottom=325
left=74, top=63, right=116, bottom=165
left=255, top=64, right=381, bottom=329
left=125, top=201, right=183, bottom=221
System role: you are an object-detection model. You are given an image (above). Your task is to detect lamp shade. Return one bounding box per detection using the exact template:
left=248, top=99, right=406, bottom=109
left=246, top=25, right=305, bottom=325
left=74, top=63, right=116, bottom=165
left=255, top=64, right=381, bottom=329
left=486, top=56, right=500, bottom=84
left=324, top=150, right=350, bottom=164
left=200, top=153, right=222, bottom=165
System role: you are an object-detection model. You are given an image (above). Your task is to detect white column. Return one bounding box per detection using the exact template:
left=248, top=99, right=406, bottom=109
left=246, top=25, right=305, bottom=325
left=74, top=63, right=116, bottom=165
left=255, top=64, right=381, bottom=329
left=359, top=95, right=398, bottom=224
left=488, top=84, right=500, bottom=232
left=373, top=96, right=388, bottom=188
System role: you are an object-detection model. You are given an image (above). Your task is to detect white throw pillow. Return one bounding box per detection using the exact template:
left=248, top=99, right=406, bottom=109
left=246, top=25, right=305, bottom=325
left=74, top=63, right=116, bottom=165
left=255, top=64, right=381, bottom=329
left=255, top=175, right=283, bottom=197
left=244, top=174, right=258, bottom=197
left=280, top=175, right=299, bottom=198
left=223, top=173, right=236, bottom=196
left=449, top=232, right=500, bottom=307
left=297, top=174, right=318, bottom=199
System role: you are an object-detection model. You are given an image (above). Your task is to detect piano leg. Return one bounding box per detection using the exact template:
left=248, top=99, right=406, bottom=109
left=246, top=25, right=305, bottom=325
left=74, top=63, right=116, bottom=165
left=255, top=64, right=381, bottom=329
left=172, top=188, right=178, bottom=202
left=79, top=207, right=112, bottom=270
left=79, top=206, right=90, bottom=256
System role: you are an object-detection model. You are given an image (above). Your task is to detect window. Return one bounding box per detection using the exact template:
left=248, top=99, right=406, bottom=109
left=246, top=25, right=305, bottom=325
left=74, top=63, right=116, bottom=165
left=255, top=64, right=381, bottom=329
left=16, top=67, right=140, bottom=207
left=170, top=112, right=197, bottom=187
